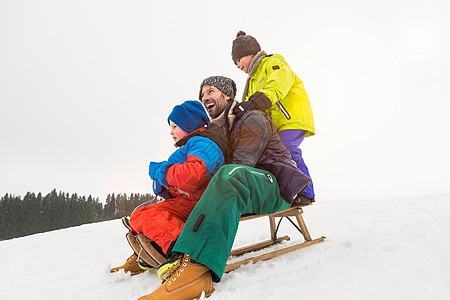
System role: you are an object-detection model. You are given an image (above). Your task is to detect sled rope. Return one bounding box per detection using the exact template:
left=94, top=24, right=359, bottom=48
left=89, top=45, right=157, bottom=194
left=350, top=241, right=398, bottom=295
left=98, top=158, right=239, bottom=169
left=284, top=216, right=304, bottom=235
left=273, top=216, right=304, bottom=243
left=137, top=246, right=145, bottom=262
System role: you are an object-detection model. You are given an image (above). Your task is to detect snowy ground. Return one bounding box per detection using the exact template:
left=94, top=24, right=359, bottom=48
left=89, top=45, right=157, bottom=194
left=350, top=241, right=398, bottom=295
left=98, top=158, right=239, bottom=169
left=1, top=194, right=449, bottom=300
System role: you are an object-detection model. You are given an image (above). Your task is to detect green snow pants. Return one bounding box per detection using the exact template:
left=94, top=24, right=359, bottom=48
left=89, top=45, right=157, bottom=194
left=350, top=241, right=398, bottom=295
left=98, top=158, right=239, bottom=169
left=171, top=164, right=290, bottom=281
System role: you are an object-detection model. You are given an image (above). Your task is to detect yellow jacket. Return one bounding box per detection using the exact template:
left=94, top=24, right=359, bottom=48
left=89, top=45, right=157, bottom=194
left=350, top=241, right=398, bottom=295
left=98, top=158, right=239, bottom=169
left=245, top=54, right=315, bottom=136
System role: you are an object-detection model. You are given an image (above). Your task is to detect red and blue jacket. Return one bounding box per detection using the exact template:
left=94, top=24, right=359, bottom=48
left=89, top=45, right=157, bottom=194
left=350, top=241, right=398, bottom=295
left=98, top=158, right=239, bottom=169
left=149, top=128, right=225, bottom=201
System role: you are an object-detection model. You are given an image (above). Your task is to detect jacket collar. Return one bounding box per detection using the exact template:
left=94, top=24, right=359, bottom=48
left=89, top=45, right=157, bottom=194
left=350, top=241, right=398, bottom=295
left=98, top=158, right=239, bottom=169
left=210, top=100, right=237, bottom=132
left=241, top=50, right=267, bottom=100
left=174, top=127, right=207, bottom=147
left=248, top=50, right=267, bottom=78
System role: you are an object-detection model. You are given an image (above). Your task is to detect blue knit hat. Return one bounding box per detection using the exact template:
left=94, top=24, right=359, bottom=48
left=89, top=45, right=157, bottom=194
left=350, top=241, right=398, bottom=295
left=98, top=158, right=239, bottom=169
left=167, top=100, right=210, bottom=133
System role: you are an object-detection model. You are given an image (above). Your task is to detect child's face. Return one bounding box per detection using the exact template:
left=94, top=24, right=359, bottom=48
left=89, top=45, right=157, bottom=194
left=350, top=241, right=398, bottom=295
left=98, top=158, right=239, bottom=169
left=169, top=120, right=188, bottom=143
left=200, top=85, right=230, bottom=119
left=236, top=54, right=254, bottom=73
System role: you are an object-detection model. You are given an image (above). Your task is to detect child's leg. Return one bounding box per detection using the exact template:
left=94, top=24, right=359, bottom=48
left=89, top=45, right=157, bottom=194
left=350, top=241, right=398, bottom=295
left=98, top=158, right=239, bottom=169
left=278, top=129, right=315, bottom=198
left=130, top=197, right=197, bottom=254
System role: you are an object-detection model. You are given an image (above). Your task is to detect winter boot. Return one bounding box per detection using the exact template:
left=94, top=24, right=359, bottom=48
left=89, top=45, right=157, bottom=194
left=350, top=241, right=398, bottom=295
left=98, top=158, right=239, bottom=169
left=157, top=254, right=183, bottom=280
left=137, top=254, right=214, bottom=300
left=292, top=194, right=315, bottom=206
left=109, top=254, right=145, bottom=275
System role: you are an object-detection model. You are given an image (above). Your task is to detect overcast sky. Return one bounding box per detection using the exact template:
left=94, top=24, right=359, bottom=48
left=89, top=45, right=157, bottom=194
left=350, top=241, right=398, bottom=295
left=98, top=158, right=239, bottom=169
left=1, top=0, right=449, bottom=201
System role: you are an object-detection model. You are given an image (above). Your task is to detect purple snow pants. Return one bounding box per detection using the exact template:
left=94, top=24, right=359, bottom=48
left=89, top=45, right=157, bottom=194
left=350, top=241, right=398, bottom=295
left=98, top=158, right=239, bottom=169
left=278, top=129, right=315, bottom=199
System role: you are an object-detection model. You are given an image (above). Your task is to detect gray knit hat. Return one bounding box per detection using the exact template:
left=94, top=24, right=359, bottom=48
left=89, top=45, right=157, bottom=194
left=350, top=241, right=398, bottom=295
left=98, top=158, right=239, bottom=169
left=199, top=76, right=237, bottom=100
left=231, top=31, right=261, bottom=64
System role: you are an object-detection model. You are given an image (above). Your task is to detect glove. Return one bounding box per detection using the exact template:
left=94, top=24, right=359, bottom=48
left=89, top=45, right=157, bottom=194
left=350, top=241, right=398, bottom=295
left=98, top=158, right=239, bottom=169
left=149, top=161, right=172, bottom=187
left=232, top=91, right=273, bottom=120
left=248, top=91, right=272, bottom=110
left=232, top=100, right=256, bottom=119
left=152, top=180, right=164, bottom=195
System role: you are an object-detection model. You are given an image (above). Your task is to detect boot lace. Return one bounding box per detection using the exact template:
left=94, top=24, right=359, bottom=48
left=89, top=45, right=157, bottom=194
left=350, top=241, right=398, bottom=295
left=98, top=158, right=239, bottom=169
left=128, top=254, right=138, bottom=263
left=165, top=255, right=189, bottom=286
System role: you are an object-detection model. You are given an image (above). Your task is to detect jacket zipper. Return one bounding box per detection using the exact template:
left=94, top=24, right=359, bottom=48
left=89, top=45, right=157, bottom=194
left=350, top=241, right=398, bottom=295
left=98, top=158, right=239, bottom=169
left=228, top=166, right=274, bottom=183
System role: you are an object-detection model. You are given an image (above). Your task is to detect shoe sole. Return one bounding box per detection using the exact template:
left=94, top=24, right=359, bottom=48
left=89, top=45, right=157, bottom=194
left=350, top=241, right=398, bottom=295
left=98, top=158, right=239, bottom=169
left=122, top=217, right=132, bottom=231
left=136, top=233, right=168, bottom=265
left=195, top=288, right=215, bottom=299
left=126, top=232, right=159, bottom=268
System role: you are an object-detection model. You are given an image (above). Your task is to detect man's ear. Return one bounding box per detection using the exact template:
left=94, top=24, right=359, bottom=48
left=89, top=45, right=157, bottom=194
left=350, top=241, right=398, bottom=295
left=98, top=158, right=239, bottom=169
left=225, top=95, right=231, bottom=101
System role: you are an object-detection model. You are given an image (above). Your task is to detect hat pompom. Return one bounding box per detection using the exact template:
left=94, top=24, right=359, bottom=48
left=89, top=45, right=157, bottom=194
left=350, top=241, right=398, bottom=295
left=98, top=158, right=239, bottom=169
left=231, top=31, right=261, bottom=63
left=236, top=31, right=246, bottom=37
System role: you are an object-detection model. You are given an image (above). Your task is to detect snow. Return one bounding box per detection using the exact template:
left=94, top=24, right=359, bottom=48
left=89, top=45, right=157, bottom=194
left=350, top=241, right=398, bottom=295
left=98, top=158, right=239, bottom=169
left=1, top=194, right=450, bottom=299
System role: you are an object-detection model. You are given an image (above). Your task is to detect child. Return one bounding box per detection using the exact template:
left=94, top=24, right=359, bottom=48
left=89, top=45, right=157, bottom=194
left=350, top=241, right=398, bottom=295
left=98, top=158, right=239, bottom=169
left=110, top=100, right=224, bottom=274
left=231, top=31, right=315, bottom=204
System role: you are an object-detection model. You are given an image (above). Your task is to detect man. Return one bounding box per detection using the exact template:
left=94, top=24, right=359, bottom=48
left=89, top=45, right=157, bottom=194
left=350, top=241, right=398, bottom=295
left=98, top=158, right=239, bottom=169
left=138, top=76, right=311, bottom=300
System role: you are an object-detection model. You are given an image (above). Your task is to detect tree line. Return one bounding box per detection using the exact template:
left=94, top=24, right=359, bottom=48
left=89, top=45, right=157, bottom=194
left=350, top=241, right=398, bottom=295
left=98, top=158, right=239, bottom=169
left=0, top=189, right=155, bottom=240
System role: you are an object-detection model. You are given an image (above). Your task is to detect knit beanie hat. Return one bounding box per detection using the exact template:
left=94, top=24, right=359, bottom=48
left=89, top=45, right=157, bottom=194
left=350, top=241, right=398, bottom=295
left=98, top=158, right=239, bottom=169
left=231, top=31, right=261, bottom=64
left=167, top=100, right=210, bottom=133
left=199, top=76, right=237, bottom=100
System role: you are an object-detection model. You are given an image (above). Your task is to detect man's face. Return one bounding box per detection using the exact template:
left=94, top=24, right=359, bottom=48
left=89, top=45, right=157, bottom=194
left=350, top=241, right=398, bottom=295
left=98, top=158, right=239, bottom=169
left=200, top=85, right=230, bottom=119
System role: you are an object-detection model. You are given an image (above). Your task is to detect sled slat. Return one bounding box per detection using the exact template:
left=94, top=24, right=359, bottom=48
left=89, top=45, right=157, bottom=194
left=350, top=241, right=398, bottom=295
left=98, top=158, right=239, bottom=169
left=229, top=235, right=290, bottom=257
left=239, top=207, right=305, bottom=221
left=225, top=236, right=325, bottom=273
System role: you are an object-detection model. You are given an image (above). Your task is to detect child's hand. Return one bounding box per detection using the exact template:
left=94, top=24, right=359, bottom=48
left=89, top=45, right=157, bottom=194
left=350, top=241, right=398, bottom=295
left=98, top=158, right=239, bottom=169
left=232, top=92, right=272, bottom=119
left=232, top=101, right=256, bottom=119
left=248, top=91, right=272, bottom=110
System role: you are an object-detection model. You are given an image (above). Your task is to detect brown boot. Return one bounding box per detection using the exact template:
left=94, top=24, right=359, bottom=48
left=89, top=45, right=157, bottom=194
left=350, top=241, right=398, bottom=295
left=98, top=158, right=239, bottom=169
left=137, top=254, right=215, bottom=300
left=110, top=254, right=145, bottom=275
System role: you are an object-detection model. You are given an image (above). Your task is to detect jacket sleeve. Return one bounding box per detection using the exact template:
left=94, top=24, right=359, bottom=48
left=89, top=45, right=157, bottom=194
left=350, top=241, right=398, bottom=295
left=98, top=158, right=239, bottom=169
left=231, top=110, right=273, bottom=167
left=166, top=136, right=224, bottom=193
left=259, top=57, right=296, bottom=104
left=166, top=154, right=208, bottom=192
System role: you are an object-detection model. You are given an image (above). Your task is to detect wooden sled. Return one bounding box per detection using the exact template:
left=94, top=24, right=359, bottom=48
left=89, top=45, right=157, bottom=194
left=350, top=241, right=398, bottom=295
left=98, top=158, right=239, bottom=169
left=224, top=205, right=325, bottom=273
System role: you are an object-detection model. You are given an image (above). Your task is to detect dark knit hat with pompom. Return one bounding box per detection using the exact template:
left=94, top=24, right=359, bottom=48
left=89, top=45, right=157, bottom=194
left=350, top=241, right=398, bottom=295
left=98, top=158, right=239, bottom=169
left=231, top=31, right=261, bottom=64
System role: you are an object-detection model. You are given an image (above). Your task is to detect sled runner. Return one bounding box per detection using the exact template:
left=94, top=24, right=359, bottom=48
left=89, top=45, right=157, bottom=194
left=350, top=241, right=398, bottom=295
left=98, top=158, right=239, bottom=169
left=122, top=197, right=324, bottom=273
left=224, top=204, right=325, bottom=273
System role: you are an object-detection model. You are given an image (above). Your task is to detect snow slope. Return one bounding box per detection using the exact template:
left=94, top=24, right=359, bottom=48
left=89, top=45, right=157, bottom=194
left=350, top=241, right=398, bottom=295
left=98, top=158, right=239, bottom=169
left=1, top=194, right=450, bottom=300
